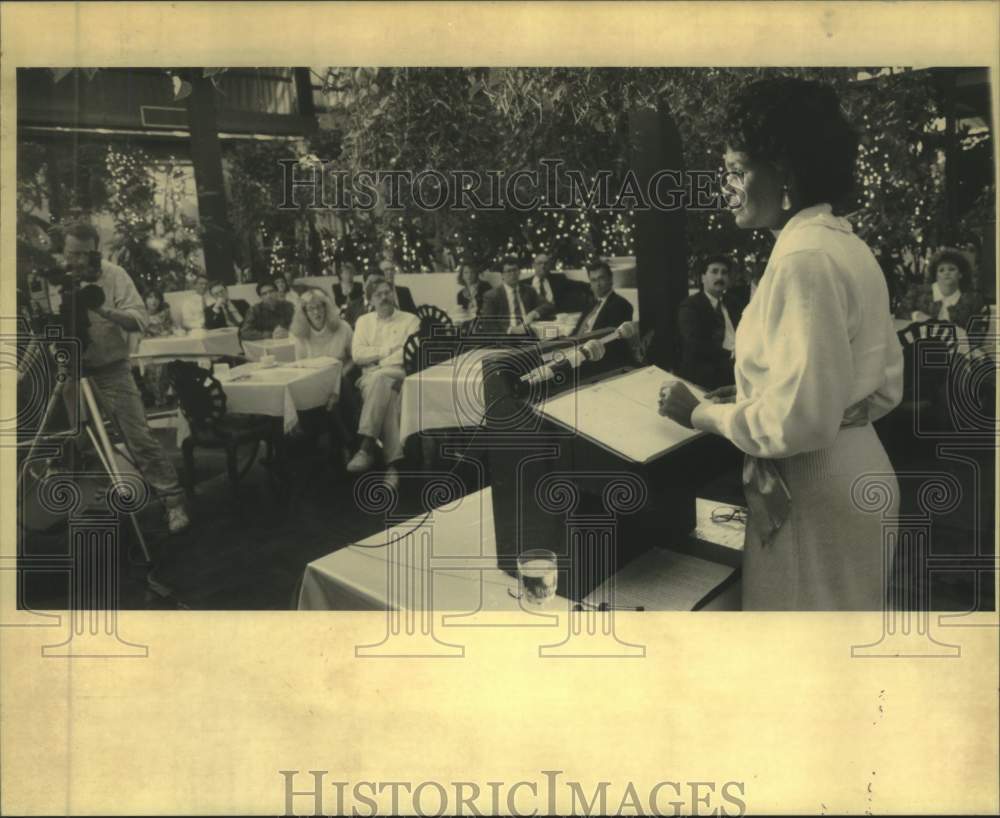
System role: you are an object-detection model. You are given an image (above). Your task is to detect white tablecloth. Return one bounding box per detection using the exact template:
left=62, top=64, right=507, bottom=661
left=134, top=327, right=242, bottom=359
left=399, top=347, right=499, bottom=441
left=219, top=357, right=343, bottom=434
left=531, top=313, right=581, bottom=339
left=298, top=488, right=530, bottom=612
left=297, top=487, right=741, bottom=613
left=242, top=337, right=297, bottom=363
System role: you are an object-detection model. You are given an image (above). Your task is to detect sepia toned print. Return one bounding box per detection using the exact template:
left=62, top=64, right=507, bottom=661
left=1, top=3, right=997, bottom=816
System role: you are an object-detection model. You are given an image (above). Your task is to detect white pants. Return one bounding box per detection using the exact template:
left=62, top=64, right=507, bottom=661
left=357, top=367, right=405, bottom=463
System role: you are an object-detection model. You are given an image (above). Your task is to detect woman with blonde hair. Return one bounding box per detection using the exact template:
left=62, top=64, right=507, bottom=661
left=290, top=288, right=358, bottom=463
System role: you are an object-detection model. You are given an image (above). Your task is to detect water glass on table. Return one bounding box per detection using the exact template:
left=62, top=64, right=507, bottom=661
left=515, top=548, right=559, bottom=608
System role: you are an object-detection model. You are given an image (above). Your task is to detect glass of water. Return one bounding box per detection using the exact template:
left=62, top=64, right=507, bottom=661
left=516, top=549, right=558, bottom=608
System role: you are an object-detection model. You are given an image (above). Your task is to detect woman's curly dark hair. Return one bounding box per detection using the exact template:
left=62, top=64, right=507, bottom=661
left=927, top=247, right=972, bottom=290
left=721, top=77, right=859, bottom=208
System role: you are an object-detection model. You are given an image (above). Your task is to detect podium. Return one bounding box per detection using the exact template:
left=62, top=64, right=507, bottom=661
left=482, top=335, right=740, bottom=601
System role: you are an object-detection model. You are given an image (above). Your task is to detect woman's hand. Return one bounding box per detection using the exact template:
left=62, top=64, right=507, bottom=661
left=658, top=381, right=699, bottom=429
left=704, top=384, right=737, bottom=404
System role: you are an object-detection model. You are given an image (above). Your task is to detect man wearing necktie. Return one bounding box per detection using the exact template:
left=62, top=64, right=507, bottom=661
left=573, top=260, right=634, bottom=336
left=529, top=252, right=589, bottom=318
left=480, top=256, right=543, bottom=335
left=676, top=255, right=744, bottom=390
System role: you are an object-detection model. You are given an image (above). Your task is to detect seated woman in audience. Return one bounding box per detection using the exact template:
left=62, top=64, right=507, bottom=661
left=290, top=288, right=354, bottom=362
left=139, top=287, right=174, bottom=407
left=273, top=274, right=301, bottom=308
left=456, top=261, right=491, bottom=315
left=897, top=247, right=986, bottom=339
left=289, top=288, right=358, bottom=463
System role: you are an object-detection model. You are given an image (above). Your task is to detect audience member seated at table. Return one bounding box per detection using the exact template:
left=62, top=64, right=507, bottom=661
left=138, top=286, right=175, bottom=407
left=676, top=255, right=743, bottom=390
left=179, top=273, right=209, bottom=331
left=239, top=279, right=295, bottom=342
left=346, top=277, right=420, bottom=488
left=273, top=274, right=301, bottom=309
left=377, top=259, right=418, bottom=315
left=291, top=288, right=359, bottom=463
left=456, top=261, right=491, bottom=314
left=896, top=247, right=987, bottom=341
left=480, top=256, right=544, bottom=335
left=203, top=281, right=249, bottom=329
left=333, top=263, right=364, bottom=313
left=291, top=289, right=354, bottom=361
left=573, top=260, right=634, bottom=335
left=530, top=252, right=589, bottom=318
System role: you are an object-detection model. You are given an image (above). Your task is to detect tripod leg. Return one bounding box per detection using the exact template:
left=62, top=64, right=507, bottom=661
left=80, top=379, right=152, bottom=564
left=16, top=377, right=68, bottom=491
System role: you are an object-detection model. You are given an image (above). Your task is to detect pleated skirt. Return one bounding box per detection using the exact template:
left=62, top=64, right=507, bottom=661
left=742, top=424, right=899, bottom=611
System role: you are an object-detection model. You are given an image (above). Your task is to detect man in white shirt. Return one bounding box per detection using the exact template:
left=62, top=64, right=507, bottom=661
left=676, top=255, right=744, bottom=390
left=346, top=276, right=419, bottom=487
left=180, top=274, right=209, bottom=331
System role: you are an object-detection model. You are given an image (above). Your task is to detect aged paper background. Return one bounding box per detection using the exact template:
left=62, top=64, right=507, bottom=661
left=1, top=2, right=997, bottom=814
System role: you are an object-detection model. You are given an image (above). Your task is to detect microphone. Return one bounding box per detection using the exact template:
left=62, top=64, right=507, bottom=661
left=602, top=320, right=639, bottom=343
left=519, top=339, right=605, bottom=387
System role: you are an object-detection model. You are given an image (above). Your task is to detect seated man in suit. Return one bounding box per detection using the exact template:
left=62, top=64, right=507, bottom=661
left=574, top=260, right=634, bottom=335
left=574, top=260, right=636, bottom=370
left=333, top=262, right=364, bottom=312
left=529, top=252, right=589, bottom=318
left=479, top=256, right=543, bottom=335
left=346, top=276, right=420, bottom=489
left=676, top=255, right=742, bottom=390
left=204, top=281, right=249, bottom=329
left=378, top=260, right=418, bottom=315
left=239, top=279, right=295, bottom=342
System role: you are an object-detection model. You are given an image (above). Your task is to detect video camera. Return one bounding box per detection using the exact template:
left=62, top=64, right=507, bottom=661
left=38, top=253, right=106, bottom=351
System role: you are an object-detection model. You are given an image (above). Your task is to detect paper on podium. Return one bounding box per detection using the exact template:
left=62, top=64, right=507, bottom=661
left=536, top=365, right=707, bottom=463
left=583, top=547, right=736, bottom=611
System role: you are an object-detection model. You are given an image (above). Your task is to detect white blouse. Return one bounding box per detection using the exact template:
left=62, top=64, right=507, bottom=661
left=692, top=204, right=903, bottom=459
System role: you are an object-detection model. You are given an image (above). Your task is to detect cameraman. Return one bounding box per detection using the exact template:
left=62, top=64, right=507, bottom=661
left=60, top=221, right=190, bottom=534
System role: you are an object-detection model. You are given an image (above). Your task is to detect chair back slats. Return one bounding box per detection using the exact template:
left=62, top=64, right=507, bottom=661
left=166, top=360, right=228, bottom=432
left=415, top=304, right=455, bottom=338
left=897, top=319, right=959, bottom=356
left=402, top=332, right=423, bottom=376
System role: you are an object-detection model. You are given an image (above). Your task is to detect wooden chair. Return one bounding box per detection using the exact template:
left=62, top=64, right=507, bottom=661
left=166, top=361, right=276, bottom=497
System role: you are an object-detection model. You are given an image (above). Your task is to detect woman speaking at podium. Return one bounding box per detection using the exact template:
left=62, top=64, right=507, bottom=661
left=659, top=77, right=903, bottom=611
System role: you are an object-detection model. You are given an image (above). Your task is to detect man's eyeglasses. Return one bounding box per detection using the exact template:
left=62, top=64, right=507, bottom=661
left=259, top=288, right=277, bottom=296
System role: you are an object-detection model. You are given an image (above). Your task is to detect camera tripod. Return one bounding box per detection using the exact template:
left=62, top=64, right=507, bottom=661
left=17, top=305, right=177, bottom=602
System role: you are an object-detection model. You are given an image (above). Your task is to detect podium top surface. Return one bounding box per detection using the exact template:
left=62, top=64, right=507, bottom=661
left=534, top=365, right=707, bottom=464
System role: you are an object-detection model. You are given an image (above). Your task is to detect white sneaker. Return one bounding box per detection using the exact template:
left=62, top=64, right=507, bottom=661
left=166, top=504, right=191, bottom=534
left=383, top=465, right=400, bottom=490
left=346, top=449, right=375, bottom=473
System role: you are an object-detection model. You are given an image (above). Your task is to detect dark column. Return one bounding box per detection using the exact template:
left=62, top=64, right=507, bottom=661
left=186, top=70, right=236, bottom=284
left=943, top=71, right=960, bottom=240
left=628, top=104, right=688, bottom=371
left=293, top=68, right=317, bottom=123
